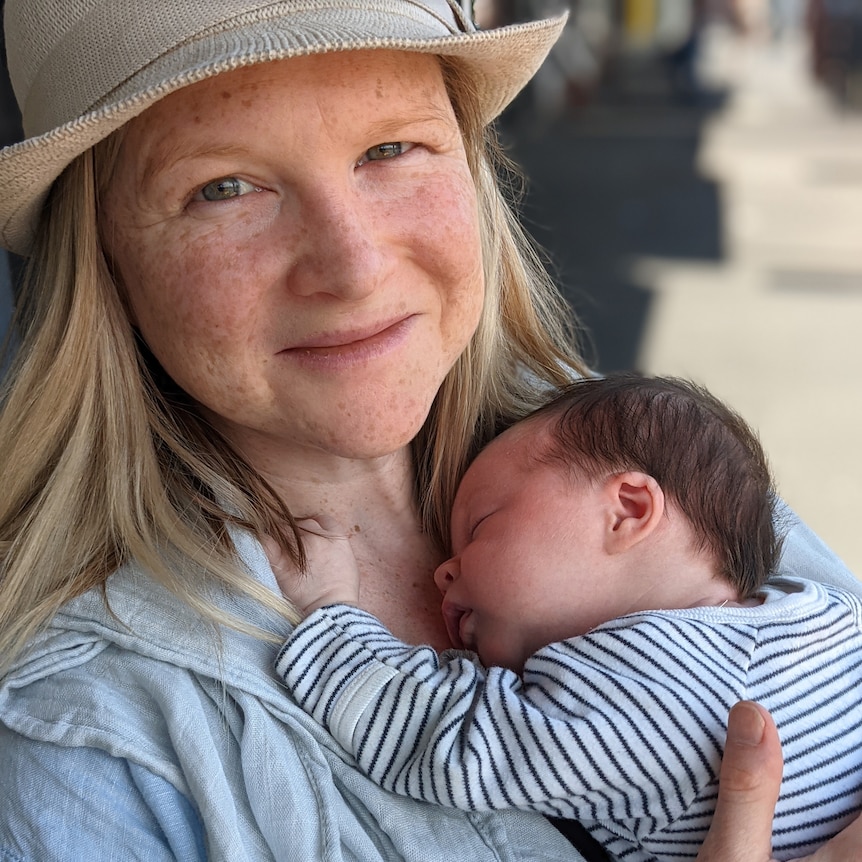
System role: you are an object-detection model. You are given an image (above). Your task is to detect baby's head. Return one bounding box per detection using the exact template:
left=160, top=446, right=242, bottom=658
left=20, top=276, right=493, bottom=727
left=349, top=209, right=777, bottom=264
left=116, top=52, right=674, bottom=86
left=531, top=374, right=780, bottom=598
left=434, top=374, right=780, bottom=670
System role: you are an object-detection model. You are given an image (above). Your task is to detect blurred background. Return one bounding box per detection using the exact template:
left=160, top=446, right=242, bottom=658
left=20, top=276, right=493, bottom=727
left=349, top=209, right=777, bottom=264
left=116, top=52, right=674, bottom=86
left=479, top=0, right=862, bottom=578
left=0, top=0, right=860, bottom=575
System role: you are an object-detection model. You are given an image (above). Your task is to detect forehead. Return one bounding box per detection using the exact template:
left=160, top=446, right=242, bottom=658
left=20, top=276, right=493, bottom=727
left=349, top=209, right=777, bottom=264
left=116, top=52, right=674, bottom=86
left=488, top=414, right=554, bottom=460
left=448, top=416, right=559, bottom=543
left=128, top=49, right=449, bottom=136
left=110, top=50, right=455, bottom=189
left=461, top=415, right=554, bottom=493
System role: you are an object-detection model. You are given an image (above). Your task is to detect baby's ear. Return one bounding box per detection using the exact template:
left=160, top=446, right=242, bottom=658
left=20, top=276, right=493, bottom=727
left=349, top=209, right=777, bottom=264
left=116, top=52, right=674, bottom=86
left=603, top=471, right=665, bottom=554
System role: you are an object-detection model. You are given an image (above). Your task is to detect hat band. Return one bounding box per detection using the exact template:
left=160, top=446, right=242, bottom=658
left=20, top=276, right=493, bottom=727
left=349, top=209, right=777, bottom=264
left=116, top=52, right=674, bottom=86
left=22, top=0, right=472, bottom=138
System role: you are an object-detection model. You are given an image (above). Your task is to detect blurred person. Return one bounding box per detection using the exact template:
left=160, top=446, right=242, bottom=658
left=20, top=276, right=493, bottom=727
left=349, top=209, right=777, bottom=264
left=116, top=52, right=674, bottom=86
left=808, top=0, right=862, bottom=102
left=474, top=0, right=519, bottom=27
left=660, top=0, right=713, bottom=102
left=770, top=0, right=804, bottom=37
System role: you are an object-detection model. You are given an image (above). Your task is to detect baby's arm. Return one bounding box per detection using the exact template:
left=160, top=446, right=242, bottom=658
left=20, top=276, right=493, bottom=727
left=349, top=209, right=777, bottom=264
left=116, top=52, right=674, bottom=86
left=275, top=604, right=705, bottom=826
left=266, top=518, right=360, bottom=614
left=276, top=605, right=516, bottom=808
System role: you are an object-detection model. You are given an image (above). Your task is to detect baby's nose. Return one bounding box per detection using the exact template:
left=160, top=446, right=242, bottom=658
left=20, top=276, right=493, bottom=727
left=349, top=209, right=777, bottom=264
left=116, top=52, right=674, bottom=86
left=433, top=557, right=459, bottom=594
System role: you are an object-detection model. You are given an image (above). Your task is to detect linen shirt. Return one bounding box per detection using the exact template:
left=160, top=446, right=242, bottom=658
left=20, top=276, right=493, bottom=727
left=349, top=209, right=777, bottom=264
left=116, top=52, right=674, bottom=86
left=0, top=531, right=580, bottom=861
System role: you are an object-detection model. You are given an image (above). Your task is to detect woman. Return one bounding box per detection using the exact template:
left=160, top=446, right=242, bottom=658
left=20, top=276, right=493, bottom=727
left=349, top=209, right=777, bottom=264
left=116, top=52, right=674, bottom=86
left=0, top=1, right=857, bottom=859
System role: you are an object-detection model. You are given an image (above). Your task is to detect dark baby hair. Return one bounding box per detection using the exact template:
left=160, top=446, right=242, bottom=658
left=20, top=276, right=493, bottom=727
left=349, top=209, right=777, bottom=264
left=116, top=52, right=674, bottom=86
left=531, top=374, right=781, bottom=598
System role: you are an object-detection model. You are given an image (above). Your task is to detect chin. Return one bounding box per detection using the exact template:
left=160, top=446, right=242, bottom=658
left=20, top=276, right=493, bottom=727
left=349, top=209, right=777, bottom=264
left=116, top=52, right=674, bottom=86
left=315, top=415, right=431, bottom=460
left=327, top=393, right=438, bottom=457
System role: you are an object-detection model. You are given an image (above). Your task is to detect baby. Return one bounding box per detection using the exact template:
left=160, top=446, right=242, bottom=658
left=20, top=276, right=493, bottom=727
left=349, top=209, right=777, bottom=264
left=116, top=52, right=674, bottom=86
left=273, top=374, right=862, bottom=861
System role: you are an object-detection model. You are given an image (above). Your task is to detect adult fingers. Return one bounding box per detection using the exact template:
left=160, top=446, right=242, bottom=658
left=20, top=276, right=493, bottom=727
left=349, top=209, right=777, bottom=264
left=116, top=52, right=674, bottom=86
left=696, top=701, right=782, bottom=862
left=803, top=811, right=862, bottom=861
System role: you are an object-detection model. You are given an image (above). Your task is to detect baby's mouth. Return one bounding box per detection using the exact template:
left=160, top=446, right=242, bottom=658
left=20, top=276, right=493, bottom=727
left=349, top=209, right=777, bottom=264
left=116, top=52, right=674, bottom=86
left=441, top=600, right=470, bottom=650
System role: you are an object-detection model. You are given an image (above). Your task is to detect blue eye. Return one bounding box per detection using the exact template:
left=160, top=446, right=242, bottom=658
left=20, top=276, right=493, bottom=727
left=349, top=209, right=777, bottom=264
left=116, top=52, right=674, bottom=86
left=367, top=143, right=404, bottom=160
left=197, top=177, right=260, bottom=201
left=358, top=142, right=413, bottom=166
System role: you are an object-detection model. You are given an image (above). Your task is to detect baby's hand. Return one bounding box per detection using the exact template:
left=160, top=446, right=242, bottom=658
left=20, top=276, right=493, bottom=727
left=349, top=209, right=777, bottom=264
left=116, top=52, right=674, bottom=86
left=265, top=517, right=360, bottom=616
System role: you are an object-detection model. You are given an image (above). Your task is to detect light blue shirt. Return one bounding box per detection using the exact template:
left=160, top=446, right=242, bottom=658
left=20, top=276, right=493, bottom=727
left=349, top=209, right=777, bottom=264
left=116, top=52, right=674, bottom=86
left=0, top=531, right=582, bottom=861
left=0, top=504, right=858, bottom=861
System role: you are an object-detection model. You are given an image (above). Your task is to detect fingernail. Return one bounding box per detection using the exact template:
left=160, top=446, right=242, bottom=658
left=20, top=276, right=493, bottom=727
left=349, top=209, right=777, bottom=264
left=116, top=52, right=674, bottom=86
left=728, top=701, right=766, bottom=746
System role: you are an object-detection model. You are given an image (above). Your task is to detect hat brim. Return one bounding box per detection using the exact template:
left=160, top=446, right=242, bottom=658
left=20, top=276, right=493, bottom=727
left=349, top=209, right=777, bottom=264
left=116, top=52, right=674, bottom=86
left=0, top=12, right=566, bottom=255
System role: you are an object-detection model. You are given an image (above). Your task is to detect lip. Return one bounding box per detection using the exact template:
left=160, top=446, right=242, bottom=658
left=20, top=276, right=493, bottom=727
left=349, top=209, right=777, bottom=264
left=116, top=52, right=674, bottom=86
left=441, top=600, right=470, bottom=650
left=280, top=315, right=416, bottom=366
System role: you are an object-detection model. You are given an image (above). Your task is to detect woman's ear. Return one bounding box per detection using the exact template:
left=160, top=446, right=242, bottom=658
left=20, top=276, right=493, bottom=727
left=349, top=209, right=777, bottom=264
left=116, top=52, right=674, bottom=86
left=603, top=471, right=665, bottom=554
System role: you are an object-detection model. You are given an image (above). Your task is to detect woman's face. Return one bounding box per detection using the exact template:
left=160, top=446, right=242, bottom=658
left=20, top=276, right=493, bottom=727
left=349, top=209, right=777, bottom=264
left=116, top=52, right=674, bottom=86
left=101, top=51, right=485, bottom=465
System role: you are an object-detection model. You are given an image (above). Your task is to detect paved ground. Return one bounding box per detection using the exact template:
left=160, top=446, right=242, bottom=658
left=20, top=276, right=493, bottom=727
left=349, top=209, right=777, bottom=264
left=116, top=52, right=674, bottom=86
left=505, top=23, right=862, bottom=576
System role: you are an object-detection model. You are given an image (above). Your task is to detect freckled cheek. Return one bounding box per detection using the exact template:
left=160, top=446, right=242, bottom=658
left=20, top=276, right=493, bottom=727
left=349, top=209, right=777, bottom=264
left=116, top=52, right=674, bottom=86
left=121, top=230, right=261, bottom=364
left=398, top=175, right=485, bottom=337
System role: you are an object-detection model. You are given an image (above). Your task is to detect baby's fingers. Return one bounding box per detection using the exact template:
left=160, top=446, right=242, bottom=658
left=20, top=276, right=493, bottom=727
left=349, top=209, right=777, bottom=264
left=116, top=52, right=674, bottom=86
left=266, top=518, right=361, bottom=614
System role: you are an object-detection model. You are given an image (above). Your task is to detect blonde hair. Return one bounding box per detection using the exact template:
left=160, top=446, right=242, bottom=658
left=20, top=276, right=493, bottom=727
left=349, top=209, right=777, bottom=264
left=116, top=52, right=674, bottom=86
left=416, top=58, right=585, bottom=541
left=0, top=55, right=586, bottom=677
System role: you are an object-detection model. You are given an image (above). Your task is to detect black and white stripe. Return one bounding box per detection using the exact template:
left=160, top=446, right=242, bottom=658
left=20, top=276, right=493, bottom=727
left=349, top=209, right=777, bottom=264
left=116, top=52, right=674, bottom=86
left=276, top=578, right=862, bottom=861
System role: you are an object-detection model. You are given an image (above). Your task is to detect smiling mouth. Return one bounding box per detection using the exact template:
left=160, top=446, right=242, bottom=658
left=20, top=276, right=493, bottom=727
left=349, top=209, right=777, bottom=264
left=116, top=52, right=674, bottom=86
left=284, top=316, right=414, bottom=355
left=276, top=315, right=418, bottom=371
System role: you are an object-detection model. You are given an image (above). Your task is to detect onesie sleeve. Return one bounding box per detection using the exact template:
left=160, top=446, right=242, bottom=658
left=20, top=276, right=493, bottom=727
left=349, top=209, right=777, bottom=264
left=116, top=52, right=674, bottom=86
left=276, top=605, right=725, bottom=828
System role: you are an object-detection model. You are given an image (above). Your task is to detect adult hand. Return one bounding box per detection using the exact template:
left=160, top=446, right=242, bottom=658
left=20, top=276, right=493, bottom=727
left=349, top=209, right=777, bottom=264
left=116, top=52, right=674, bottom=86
left=265, top=517, right=360, bottom=615
left=803, top=816, right=862, bottom=861
left=697, top=701, right=862, bottom=862
left=697, top=701, right=781, bottom=862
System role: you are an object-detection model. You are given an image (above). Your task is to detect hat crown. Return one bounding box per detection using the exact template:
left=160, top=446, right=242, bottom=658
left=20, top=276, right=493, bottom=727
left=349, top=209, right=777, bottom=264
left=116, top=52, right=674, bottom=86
left=4, top=0, right=471, bottom=138
left=5, top=0, right=97, bottom=114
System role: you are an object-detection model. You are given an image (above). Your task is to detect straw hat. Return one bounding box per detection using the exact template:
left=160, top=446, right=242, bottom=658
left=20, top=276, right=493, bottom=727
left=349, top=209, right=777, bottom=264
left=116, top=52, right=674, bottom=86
left=0, top=0, right=566, bottom=255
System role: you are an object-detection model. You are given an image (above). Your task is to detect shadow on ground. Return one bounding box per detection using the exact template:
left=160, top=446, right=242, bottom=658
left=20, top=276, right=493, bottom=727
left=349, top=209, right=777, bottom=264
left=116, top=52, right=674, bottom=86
left=500, top=52, right=729, bottom=372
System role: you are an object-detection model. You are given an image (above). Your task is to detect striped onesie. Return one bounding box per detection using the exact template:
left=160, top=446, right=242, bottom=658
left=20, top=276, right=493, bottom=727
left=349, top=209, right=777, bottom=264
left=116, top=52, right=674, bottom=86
left=277, top=577, right=862, bottom=860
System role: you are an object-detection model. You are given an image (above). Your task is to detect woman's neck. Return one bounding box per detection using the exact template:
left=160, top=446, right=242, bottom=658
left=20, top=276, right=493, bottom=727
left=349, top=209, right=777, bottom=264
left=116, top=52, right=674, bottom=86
left=350, top=520, right=450, bottom=649
left=259, top=444, right=451, bottom=650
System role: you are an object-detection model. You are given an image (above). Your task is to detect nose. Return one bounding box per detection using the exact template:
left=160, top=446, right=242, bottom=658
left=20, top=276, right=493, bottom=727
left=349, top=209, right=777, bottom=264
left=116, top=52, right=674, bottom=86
left=288, top=186, right=387, bottom=300
left=433, top=557, right=459, bottom=595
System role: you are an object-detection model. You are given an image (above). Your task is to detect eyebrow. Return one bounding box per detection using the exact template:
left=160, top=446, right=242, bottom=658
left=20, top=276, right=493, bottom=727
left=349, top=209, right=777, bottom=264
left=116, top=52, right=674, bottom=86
left=367, top=104, right=457, bottom=136
left=140, top=142, right=252, bottom=187
left=137, top=101, right=459, bottom=192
